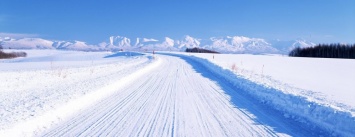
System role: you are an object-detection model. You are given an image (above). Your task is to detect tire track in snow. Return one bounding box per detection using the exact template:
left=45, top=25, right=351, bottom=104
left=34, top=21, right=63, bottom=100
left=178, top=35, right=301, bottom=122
left=42, top=55, right=284, bottom=136
left=0, top=56, right=157, bottom=136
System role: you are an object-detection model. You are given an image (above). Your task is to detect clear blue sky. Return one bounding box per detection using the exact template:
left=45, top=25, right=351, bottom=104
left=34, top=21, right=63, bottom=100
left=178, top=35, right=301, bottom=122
left=1, top=0, right=354, bottom=44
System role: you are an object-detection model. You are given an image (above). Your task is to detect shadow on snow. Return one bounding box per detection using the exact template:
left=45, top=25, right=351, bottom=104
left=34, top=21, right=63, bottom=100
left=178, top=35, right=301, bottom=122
left=104, top=52, right=145, bottom=58
left=159, top=53, right=331, bottom=137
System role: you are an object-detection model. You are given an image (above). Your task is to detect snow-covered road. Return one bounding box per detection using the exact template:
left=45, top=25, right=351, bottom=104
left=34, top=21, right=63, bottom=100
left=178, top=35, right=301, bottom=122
left=41, top=54, right=326, bottom=136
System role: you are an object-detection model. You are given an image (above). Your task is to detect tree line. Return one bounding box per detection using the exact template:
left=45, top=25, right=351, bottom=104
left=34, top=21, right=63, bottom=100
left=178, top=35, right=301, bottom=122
left=289, top=43, right=355, bottom=59
left=0, top=45, right=27, bottom=59
left=185, top=47, right=219, bottom=53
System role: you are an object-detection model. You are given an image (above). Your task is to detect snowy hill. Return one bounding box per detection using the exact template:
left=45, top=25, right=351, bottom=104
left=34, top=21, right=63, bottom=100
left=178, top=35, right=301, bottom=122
left=0, top=37, right=100, bottom=51
left=270, top=39, right=316, bottom=54
left=0, top=36, right=316, bottom=54
left=0, top=37, right=54, bottom=49
left=53, top=41, right=100, bottom=51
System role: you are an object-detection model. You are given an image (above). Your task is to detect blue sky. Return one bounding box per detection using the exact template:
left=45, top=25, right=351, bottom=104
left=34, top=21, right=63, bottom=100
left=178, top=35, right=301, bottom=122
left=0, top=0, right=354, bottom=44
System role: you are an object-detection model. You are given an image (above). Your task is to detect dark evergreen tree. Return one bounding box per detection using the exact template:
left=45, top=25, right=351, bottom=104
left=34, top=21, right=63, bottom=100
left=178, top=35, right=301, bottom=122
left=185, top=47, right=219, bottom=53
left=289, top=43, right=355, bottom=59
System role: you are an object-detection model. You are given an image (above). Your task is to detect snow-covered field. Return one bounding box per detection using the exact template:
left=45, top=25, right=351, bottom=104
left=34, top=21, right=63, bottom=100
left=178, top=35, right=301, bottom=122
left=1, top=50, right=354, bottom=136
left=189, top=53, right=355, bottom=110
left=0, top=50, right=156, bottom=136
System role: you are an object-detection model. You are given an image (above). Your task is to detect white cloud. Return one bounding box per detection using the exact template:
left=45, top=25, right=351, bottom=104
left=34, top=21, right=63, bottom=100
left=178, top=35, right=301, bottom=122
left=0, top=32, right=39, bottom=39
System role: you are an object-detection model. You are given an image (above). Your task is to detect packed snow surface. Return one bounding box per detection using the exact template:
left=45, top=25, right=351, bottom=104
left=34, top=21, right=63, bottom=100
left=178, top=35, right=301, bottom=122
left=0, top=50, right=354, bottom=136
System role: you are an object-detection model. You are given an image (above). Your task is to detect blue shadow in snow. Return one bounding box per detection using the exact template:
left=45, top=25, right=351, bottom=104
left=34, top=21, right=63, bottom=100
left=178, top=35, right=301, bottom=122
left=158, top=52, right=330, bottom=137
left=104, top=52, right=145, bottom=58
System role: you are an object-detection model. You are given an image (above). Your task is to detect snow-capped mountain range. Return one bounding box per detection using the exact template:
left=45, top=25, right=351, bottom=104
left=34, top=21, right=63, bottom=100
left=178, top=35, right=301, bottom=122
left=0, top=35, right=316, bottom=54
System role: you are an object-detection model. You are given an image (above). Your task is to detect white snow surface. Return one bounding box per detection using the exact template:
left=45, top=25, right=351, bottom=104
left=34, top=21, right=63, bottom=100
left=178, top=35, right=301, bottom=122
left=1, top=50, right=354, bottom=136
left=0, top=50, right=155, bottom=136
left=188, top=53, right=355, bottom=112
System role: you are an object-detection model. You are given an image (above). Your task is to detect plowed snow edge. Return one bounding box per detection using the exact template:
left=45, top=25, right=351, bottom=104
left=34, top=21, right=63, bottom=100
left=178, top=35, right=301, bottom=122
left=162, top=53, right=354, bottom=137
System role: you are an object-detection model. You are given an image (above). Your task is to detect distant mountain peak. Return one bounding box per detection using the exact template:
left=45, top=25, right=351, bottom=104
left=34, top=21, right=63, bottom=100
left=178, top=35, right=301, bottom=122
left=142, top=38, right=158, bottom=42
left=0, top=35, right=317, bottom=54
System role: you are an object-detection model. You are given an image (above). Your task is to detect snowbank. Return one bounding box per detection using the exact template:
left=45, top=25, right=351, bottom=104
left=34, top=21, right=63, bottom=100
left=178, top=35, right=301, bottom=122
left=162, top=52, right=355, bottom=136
